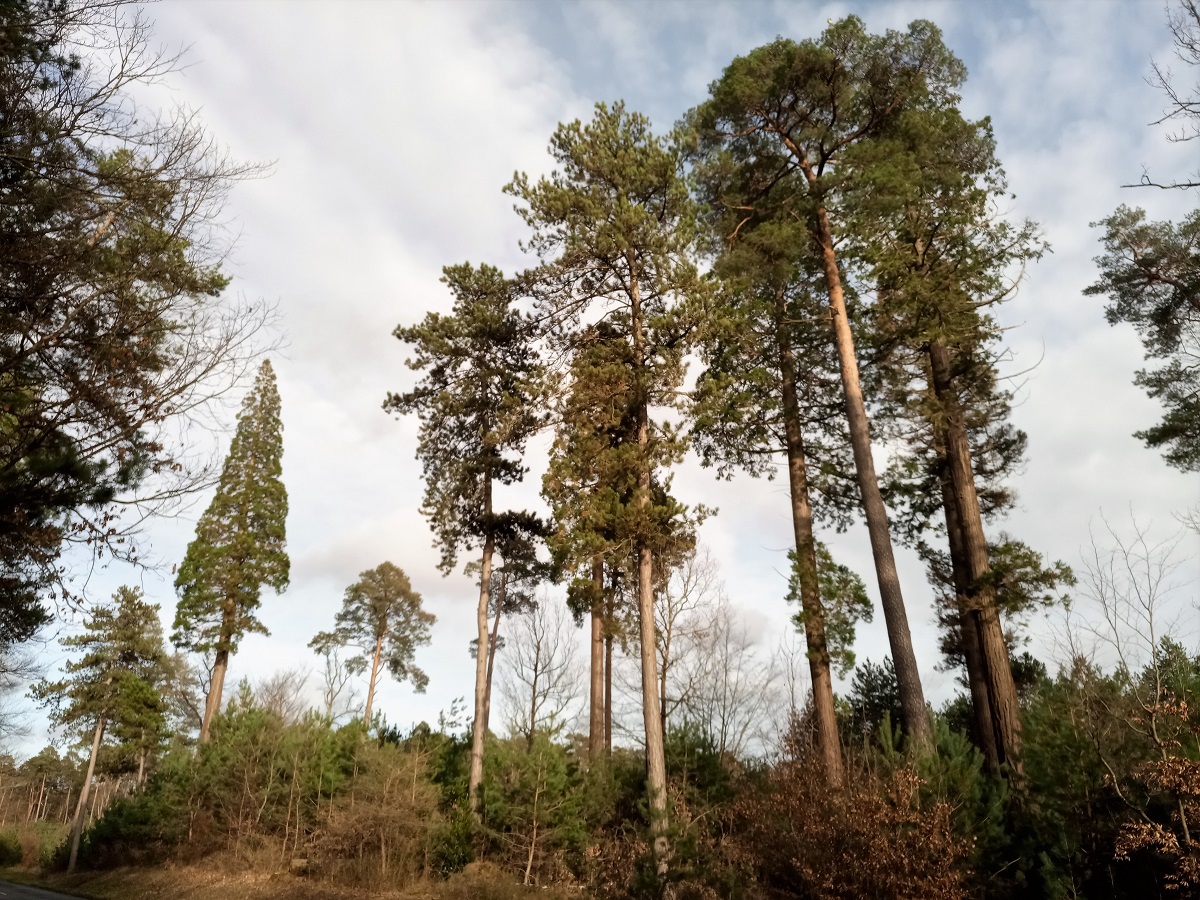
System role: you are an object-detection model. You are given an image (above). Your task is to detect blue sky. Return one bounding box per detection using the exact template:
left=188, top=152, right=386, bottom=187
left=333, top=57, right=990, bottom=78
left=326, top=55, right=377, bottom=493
left=10, top=0, right=1200, bottom=756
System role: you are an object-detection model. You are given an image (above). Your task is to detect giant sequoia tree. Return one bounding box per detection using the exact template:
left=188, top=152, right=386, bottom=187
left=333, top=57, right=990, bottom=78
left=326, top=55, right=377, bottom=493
left=385, top=263, right=545, bottom=815
left=172, top=360, right=289, bottom=744
left=0, top=0, right=267, bottom=640
left=508, top=102, right=705, bottom=874
left=688, top=18, right=971, bottom=749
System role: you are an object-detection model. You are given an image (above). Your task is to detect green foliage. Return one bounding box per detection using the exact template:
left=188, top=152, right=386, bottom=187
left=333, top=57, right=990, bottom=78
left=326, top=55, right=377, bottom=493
left=1088, top=206, right=1200, bottom=471
left=787, top=542, right=873, bottom=677
left=310, top=561, right=435, bottom=698
left=0, top=0, right=255, bottom=621
left=31, top=586, right=169, bottom=749
left=0, top=828, right=21, bottom=866
left=172, top=360, right=289, bottom=657
left=481, top=735, right=584, bottom=884
left=385, top=263, right=546, bottom=573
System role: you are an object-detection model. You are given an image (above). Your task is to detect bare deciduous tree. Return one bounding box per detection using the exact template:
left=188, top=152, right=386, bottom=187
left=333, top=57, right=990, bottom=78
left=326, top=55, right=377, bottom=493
left=497, top=600, right=584, bottom=748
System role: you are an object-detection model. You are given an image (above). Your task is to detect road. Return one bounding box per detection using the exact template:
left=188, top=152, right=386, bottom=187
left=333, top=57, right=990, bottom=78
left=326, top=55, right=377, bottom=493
left=0, top=882, right=81, bottom=900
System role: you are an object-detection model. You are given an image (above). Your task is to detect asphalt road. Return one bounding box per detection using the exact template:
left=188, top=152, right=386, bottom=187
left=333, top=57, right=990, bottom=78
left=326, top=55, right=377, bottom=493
left=0, top=881, right=81, bottom=900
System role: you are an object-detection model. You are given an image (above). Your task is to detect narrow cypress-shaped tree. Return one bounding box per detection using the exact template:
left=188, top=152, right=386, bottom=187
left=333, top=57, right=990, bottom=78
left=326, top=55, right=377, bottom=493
left=688, top=18, right=969, bottom=749
left=309, top=562, right=435, bottom=727
left=385, top=263, right=545, bottom=815
left=172, top=359, right=289, bottom=744
left=32, top=586, right=167, bottom=872
left=508, top=101, right=706, bottom=875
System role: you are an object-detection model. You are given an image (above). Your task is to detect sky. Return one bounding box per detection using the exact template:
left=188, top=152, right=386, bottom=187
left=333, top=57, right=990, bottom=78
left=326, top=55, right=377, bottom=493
left=11, top=0, right=1200, bottom=756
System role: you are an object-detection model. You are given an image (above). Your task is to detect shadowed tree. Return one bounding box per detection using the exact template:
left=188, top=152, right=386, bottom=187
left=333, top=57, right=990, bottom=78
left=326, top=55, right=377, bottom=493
left=310, top=562, right=435, bottom=727
left=508, top=101, right=707, bottom=875
left=171, top=360, right=289, bottom=744
left=385, top=262, right=545, bottom=816
left=0, top=0, right=270, bottom=637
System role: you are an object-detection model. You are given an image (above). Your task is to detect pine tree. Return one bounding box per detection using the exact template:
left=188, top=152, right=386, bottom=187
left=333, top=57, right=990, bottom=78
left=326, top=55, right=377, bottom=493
left=31, top=585, right=167, bottom=872
left=385, top=263, right=545, bottom=815
left=309, top=562, right=435, bottom=728
left=508, top=101, right=706, bottom=875
left=689, top=210, right=858, bottom=785
left=172, top=359, right=289, bottom=744
left=687, top=18, right=971, bottom=750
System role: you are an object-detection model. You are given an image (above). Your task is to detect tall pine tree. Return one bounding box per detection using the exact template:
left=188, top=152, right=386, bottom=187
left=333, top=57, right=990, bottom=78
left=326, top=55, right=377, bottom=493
left=385, top=263, right=545, bottom=815
left=309, top=561, right=435, bottom=727
left=509, top=102, right=706, bottom=875
left=172, top=359, right=289, bottom=743
left=688, top=18, right=970, bottom=749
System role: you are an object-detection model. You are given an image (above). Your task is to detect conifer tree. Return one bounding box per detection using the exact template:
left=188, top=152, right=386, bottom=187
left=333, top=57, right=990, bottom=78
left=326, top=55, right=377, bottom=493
left=31, top=585, right=167, bottom=872
left=690, top=212, right=858, bottom=784
left=509, top=101, right=706, bottom=874
left=385, top=263, right=545, bottom=815
left=688, top=18, right=970, bottom=749
left=310, top=562, right=435, bottom=727
left=848, top=102, right=1045, bottom=780
left=172, top=359, right=289, bottom=744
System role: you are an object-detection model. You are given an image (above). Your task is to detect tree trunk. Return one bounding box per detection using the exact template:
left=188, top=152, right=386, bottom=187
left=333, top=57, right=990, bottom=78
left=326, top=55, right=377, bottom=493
left=629, top=263, right=670, bottom=875
left=468, top=531, right=495, bottom=816
left=68, top=715, right=106, bottom=873
left=483, top=568, right=506, bottom=734
left=928, top=340, right=1024, bottom=783
left=773, top=285, right=844, bottom=786
left=933, top=431, right=1000, bottom=773
left=364, top=631, right=384, bottom=728
left=802, top=180, right=931, bottom=750
left=200, top=600, right=236, bottom=745
left=589, top=556, right=605, bottom=762
left=604, top=618, right=613, bottom=757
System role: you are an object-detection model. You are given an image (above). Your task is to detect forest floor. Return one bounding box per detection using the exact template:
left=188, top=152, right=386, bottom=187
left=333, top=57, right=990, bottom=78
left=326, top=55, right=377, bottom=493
left=0, top=864, right=574, bottom=900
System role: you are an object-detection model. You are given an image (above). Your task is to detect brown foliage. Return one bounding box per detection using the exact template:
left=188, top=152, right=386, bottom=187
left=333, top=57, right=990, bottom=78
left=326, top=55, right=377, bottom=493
left=732, top=758, right=970, bottom=900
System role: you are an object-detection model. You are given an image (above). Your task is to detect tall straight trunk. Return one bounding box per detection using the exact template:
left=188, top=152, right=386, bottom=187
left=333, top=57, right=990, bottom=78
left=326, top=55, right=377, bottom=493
left=934, top=435, right=1000, bottom=772
left=604, top=617, right=613, bottom=757
left=589, top=556, right=605, bottom=761
left=200, top=644, right=230, bottom=744
left=773, top=286, right=844, bottom=786
left=796, top=168, right=930, bottom=749
left=483, top=569, right=506, bottom=734
left=68, top=715, right=106, bottom=874
left=928, top=340, right=1024, bottom=783
left=468, top=528, right=495, bottom=815
left=364, top=631, right=385, bottom=728
left=629, top=263, right=670, bottom=875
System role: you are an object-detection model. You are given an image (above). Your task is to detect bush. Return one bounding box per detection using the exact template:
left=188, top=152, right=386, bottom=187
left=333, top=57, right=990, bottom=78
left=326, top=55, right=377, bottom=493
left=0, top=828, right=22, bottom=866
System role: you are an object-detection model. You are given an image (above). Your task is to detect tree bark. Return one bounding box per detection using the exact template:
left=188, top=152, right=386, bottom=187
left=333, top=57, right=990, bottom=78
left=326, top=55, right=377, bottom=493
left=483, top=569, right=506, bottom=734
left=934, top=433, right=1000, bottom=772
left=928, top=339, right=1024, bottom=784
left=589, top=556, right=605, bottom=761
left=773, top=285, right=844, bottom=786
left=629, top=262, right=670, bottom=875
left=68, top=715, right=106, bottom=873
left=200, top=646, right=229, bottom=744
left=604, top=612, right=613, bottom=758
left=364, top=631, right=384, bottom=728
left=799, top=172, right=931, bottom=750
left=468, top=531, right=495, bottom=816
